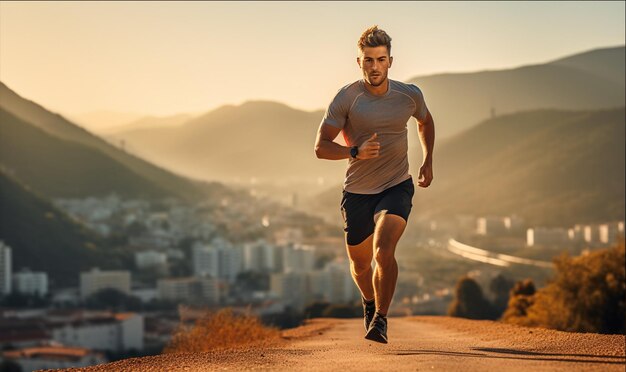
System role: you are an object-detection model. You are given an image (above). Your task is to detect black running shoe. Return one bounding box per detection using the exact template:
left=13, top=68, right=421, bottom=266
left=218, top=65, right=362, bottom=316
left=364, top=313, right=388, bottom=344
left=362, top=297, right=376, bottom=331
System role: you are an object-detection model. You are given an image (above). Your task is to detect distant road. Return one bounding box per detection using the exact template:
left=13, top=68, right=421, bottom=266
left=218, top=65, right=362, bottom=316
left=447, top=238, right=553, bottom=268
left=60, top=316, right=625, bottom=371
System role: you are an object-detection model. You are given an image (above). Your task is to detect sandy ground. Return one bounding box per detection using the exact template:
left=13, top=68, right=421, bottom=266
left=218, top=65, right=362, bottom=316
left=54, top=316, right=625, bottom=372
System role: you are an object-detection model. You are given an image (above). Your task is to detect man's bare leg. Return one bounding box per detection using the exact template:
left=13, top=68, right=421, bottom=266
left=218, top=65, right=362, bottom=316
left=345, top=234, right=375, bottom=301
left=372, top=212, right=407, bottom=315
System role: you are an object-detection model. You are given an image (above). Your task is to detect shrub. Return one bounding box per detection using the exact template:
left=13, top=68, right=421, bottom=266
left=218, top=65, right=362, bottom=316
left=448, top=276, right=497, bottom=320
left=489, top=274, right=515, bottom=317
left=501, top=279, right=536, bottom=325
left=163, top=308, right=280, bottom=353
left=502, top=240, right=625, bottom=334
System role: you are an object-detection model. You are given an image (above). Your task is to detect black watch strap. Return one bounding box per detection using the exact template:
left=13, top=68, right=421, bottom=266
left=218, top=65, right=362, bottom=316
left=350, top=146, right=359, bottom=159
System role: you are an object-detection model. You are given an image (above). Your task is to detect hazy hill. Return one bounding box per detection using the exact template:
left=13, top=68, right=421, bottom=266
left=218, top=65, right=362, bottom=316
left=0, top=170, right=124, bottom=287
left=0, top=108, right=172, bottom=198
left=549, top=45, right=625, bottom=85
left=0, top=82, right=215, bottom=201
left=103, top=113, right=193, bottom=135
left=408, top=45, right=625, bottom=138
left=108, top=101, right=346, bottom=185
left=315, top=107, right=625, bottom=226
left=68, top=110, right=145, bottom=133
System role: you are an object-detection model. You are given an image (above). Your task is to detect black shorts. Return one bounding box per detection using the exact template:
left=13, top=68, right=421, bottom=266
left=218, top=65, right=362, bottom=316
left=340, top=177, right=415, bottom=246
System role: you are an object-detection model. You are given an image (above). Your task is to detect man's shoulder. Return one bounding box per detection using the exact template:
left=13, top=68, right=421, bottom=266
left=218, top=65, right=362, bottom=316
left=330, top=80, right=363, bottom=102
left=390, top=79, right=424, bottom=103
left=389, top=79, right=421, bottom=95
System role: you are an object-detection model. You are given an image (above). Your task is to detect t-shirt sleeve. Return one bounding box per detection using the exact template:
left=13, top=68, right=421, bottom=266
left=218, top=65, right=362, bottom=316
left=321, top=89, right=349, bottom=129
left=408, top=84, right=429, bottom=123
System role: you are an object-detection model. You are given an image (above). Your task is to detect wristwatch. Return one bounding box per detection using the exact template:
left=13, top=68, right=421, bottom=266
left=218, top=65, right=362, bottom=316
left=350, top=146, right=359, bottom=159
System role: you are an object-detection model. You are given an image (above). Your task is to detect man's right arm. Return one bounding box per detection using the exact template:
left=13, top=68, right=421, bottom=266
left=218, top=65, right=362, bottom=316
left=314, top=124, right=351, bottom=160
left=314, top=124, right=380, bottom=160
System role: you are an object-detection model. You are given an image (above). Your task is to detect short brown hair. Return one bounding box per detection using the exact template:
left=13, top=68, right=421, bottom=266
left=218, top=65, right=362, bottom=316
left=357, top=25, right=392, bottom=55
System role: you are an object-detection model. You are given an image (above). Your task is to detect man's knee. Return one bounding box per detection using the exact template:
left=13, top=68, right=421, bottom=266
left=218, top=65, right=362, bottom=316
left=374, top=245, right=396, bottom=267
left=350, top=260, right=372, bottom=276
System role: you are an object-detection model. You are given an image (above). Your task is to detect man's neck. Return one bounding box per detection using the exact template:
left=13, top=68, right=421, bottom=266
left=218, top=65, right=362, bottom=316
left=363, top=78, right=389, bottom=96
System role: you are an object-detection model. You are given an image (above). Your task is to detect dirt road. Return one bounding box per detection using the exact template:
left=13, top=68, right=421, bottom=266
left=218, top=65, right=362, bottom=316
left=61, top=316, right=625, bottom=371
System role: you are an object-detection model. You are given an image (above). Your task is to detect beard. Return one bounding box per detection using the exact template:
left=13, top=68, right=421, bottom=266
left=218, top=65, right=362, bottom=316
left=366, top=72, right=387, bottom=87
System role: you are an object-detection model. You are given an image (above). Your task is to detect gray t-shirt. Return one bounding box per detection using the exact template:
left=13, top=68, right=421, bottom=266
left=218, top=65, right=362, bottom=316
left=321, top=79, right=429, bottom=194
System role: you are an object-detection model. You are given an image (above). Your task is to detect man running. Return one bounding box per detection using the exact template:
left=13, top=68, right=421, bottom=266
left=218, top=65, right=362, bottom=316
left=314, top=25, right=435, bottom=344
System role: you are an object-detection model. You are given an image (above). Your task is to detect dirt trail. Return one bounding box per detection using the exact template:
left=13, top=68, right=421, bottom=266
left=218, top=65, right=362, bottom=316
left=59, top=316, right=625, bottom=371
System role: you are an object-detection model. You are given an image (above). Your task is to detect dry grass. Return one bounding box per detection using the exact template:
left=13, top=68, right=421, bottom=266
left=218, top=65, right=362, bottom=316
left=162, top=308, right=281, bottom=354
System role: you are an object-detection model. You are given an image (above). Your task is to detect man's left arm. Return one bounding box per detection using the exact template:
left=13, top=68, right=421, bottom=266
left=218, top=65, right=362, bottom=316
left=417, top=110, right=435, bottom=188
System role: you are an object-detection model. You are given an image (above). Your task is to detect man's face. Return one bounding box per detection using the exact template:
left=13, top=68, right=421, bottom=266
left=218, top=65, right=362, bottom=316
left=357, top=46, right=393, bottom=87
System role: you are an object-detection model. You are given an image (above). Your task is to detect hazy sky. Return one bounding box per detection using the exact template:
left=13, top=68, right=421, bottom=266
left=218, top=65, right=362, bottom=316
left=1, top=1, right=624, bottom=120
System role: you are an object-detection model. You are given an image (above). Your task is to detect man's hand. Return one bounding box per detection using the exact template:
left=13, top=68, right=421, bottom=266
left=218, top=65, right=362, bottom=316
left=418, top=160, right=433, bottom=188
left=357, top=133, right=380, bottom=160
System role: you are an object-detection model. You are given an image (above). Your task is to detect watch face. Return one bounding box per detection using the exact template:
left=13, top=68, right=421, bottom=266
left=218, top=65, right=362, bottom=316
left=350, top=146, right=358, bottom=158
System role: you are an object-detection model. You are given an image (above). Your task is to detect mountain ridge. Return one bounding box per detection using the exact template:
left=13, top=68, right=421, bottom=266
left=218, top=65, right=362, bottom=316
left=0, top=82, right=221, bottom=201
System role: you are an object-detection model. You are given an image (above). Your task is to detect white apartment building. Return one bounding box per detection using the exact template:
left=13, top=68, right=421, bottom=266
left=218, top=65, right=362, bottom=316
left=157, top=276, right=219, bottom=304
left=13, top=268, right=48, bottom=296
left=243, top=240, right=276, bottom=272
left=306, top=261, right=358, bottom=304
left=51, top=312, right=143, bottom=352
left=599, top=221, right=625, bottom=244
left=527, top=227, right=569, bottom=247
left=79, top=268, right=131, bottom=299
left=270, top=272, right=307, bottom=310
left=282, top=244, right=315, bottom=273
left=0, top=241, right=12, bottom=296
left=192, top=244, right=219, bottom=278
left=583, top=225, right=601, bottom=244
left=476, top=217, right=506, bottom=236
left=306, top=270, right=330, bottom=303
left=324, top=260, right=359, bottom=303
left=134, top=250, right=167, bottom=269
left=569, top=225, right=586, bottom=242
left=192, top=241, right=242, bottom=282
left=503, top=215, right=524, bottom=231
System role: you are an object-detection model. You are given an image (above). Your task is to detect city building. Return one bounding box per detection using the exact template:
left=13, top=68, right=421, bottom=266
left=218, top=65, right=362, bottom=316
left=569, top=225, right=586, bottom=242
left=270, top=272, right=307, bottom=310
left=503, top=215, right=524, bottom=231
left=274, top=227, right=304, bottom=246
left=50, top=312, right=143, bottom=352
left=157, top=276, right=219, bottom=304
left=583, top=225, right=601, bottom=244
left=13, top=268, right=48, bottom=297
left=134, top=250, right=168, bottom=269
left=192, top=244, right=219, bottom=278
left=0, top=319, right=50, bottom=349
left=282, top=244, right=315, bottom=273
left=192, top=240, right=242, bottom=282
left=79, top=268, right=131, bottom=299
left=306, top=270, right=330, bottom=303
left=2, top=345, right=107, bottom=371
left=131, top=287, right=158, bottom=303
left=599, top=221, right=624, bottom=244
left=476, top=217, right=506, bottom=236
left=243, top=240, right=276, bottom=272
left=305, top=260, right=359, bottom=304
left=0, top=241, right=12, bottom=296
left=527, top=227, right=569, bottom=247
left=324, top=260, right=359, bottom=303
